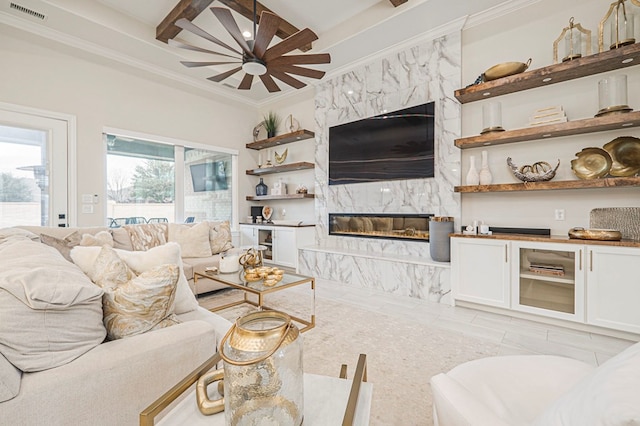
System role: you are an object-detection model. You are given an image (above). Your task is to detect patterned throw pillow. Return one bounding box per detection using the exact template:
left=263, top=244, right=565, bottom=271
left=90, top=246, right=179, bottom=340
left=40, top=231, right=81, bottom=262
left=123, top=223, right=168, bottom=251
left=208, top=221, right=233, bottom=254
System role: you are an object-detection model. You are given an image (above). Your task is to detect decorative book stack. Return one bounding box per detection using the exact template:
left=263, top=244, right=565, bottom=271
left=528, top=106, right=567, bottom=127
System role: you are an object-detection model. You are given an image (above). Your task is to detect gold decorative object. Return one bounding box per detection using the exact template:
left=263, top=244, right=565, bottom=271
left=568, top=227, right=622, bottom=241
left=196, top=311, right=304, bottom=424
left=274, top=148, right=288, bottom=164
left=553, top=17, right=592, bottom=63
left=286, top=114, right=300, bottom=133
left=253, top=121, right=265, bottom=142
left=507, top=157, right=560, bottom=182
left=599, top=0, right=640, bottom=52
left=239, top=247, right=264, bottom=270
left=603, top=136, right=640, bottom=176
left=571, top=147, right=613, bottom=179
left=483, top=59, right=532, bottom=81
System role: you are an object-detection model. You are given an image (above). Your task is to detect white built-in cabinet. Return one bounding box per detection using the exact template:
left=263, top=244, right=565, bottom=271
left=586, top=245, right=640, bottom=334
left=239, top=224, right=314, bottom=270
left=452, top=236, right=640, bottom=334
left=451, top=238, right=510, bottom=308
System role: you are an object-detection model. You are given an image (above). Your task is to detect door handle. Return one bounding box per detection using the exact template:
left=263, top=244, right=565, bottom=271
left=579, top=249, right=582, bottom=271
left=590, top=250, right=593, bottom=272
left=505, top=244, right=508, bottom=263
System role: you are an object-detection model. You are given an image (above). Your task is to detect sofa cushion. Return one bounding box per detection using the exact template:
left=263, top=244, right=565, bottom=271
left=168, top=222, right=212, bottom=257
left=40, top=230, right=82, bottom=262
left=0, top=351, right=20, bottom=402
left=206, top=221, right=233, bottom=254
left=123, top=223, right=168, bottom=251
left=91, top=246, right=180, bottom=340
left=0, top=238, right=106, bottom=372
left=71, top=242, right=199, bottom=314
left=533, top=341, right=640, bottom=426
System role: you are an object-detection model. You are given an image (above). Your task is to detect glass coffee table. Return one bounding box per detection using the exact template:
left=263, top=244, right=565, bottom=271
left=193, top=269, right=315, bottom=332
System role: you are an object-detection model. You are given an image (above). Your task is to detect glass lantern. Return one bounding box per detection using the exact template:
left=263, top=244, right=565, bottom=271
left=599, top=0, right=640, bottom=51
left=553, top=17, right=592, bottom=63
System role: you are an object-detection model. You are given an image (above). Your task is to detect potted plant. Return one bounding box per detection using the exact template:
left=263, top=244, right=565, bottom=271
left=263, top=111, right=281, bottom=138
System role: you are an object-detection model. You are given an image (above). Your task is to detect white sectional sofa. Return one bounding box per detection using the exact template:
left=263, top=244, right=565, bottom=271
left=0, top=225, right=233, bottom=425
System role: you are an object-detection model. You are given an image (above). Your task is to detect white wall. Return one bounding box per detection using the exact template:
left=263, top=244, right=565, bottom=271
left=0, top=25, right=257, bottom=227
left=459, top=0, right=640, bottom=234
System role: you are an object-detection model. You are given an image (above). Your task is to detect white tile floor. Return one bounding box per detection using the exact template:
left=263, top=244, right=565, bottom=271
left=310, top=278, right=638, bottom=367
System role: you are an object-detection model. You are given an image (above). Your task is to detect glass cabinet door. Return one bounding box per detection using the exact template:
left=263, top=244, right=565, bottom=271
left=512, top=242, right=584, bottom=322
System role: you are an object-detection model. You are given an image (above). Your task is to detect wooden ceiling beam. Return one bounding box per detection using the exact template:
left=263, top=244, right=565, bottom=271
left=156, top=0, right=214, bottom=43
left=389, top=0, right=408, bottom=6
left=216, top=0, right=312, bottom=52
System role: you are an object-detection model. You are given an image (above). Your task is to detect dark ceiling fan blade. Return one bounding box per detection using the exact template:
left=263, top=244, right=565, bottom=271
left=180, top=61, right=241, bottom=68
left=207, top=66, right=242, bottom=82
left=238, top=73, right=254, bottom=90
left=175, top=18, right=241, bottom=56
left=253, top=11, right=281, bottom=58
left=263, top=28, right=319, bottom=62
left=271, top=64, right=325, bottom=79
left=168, top=39, right=240, bottom=59
left=210, top=7, right=253, bottom=57
left=269, top=53, right=331, bottom=66
left=259, top=73, right=281, bottom=92
left=269, top=70, right=307, bottom=89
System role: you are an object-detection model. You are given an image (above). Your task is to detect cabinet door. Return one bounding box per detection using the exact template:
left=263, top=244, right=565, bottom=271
left=451, top=238, right=510, bottom=308
left=587, top=245, right=640, bottom=334
left=239, top=225, right=258, bottom=246
left=273, top=228, right=297, bottom=268
left=511, top=241, right=584, bottom=323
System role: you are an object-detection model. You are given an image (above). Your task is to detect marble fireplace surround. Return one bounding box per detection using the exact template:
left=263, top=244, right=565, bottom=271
left=298, top=28, right=462, bottom=304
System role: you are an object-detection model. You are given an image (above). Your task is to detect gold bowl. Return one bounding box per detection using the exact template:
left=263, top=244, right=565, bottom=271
left=571, top=147, right=612, bottom=179
left=603, top=136, right=640, bottom=177
left=483, top=58, right=532, bottom=81
left=568, top=227, right=622, bottom=241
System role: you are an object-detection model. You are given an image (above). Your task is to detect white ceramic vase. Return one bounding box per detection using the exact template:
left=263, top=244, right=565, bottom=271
left=479, top=150, right=493, bottom=185
left=466, top=155, right=480, bottom=185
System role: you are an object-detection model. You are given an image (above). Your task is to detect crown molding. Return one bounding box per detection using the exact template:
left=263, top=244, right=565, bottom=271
left=463, top=0, right=543, bottom=29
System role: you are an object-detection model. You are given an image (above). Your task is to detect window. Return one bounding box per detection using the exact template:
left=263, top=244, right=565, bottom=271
left=105, top=131, right=237, bottom=227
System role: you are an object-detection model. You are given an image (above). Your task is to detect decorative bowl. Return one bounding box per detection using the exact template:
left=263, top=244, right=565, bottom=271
left=571, top=147, right=612, bottom=179
left=484, top=58, right=532, bottom=81
left=568, top=227, right=622, bottom=241
left=603, top=136, right=640, bottom=177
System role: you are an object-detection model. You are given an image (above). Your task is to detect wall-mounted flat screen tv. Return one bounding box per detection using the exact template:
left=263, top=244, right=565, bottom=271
left=329, top=102, right=435, bottom=185
left=190, top=161, right=228, bottom=192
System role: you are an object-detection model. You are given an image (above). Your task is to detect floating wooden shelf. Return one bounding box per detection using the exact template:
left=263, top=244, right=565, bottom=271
left=246, top=130, right=315, bottom=150
left=455, top=177, right=640, bottom=193
left=246, top=193, right=315, bottom=201
left=455, top=43, right=640, bottom=104
left=455, top=111, right=640, bottom=148
left=246, top=162, right=315, bottom=175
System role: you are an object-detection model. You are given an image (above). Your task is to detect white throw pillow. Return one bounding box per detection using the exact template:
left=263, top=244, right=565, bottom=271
left=533, top=341, right=640, bottom=425
left=80, top=230, right=114, bottom=247
left=90, top=246, right=179, bottom=340
left=168, top=222, right=212, bottom=257
left=0, top=238, right=105, bottom=372
left=71, top=242, right=199, bottom=314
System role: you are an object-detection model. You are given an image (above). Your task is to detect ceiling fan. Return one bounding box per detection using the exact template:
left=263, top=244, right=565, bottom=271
left=169, top=0, right=331, bottom=92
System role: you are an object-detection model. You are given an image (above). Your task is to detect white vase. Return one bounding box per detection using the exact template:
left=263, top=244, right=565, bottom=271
left=479, top=150, right=493, bottom=185
left=466, top=155, right=480, bottom=185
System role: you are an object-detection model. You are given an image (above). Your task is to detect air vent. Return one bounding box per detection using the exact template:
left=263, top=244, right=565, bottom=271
left=10, top=3, right=46, bottom=20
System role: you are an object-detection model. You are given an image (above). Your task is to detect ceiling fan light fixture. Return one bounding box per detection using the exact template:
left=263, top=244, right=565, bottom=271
left=243, top=57, right=267, bottom=75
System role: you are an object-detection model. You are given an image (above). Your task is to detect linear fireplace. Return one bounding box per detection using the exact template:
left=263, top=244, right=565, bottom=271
left=328, top=213, right=433, bottom=242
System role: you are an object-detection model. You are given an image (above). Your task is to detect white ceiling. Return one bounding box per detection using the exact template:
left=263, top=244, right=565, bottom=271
left=0, top=0, right=516, bottom=105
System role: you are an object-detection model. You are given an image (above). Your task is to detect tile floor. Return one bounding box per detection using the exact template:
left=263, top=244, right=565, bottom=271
left=307, top=278, right=638, bottom=367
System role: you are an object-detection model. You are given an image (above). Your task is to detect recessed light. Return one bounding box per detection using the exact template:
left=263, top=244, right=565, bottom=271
left=622, top=58, right=634, bottom=64
left=542, top=134, right=552, bottom=137
left=622, top=123, right=633, bottom=127
left=482, top=92, right=491, bottom=96
left=347, top=90, right=354, bottom=95
left=542, top=78, right=552, bottom=83
left=483, top=142, right=491, bottom=146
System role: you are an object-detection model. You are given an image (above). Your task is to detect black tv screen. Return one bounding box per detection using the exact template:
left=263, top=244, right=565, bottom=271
left=329, top=102, right=435, bottom=185
left=190, top=161, right=228, bottom=192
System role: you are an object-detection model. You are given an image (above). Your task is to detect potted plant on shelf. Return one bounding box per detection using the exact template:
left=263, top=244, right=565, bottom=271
left=263, top=111, right=281, bottom=138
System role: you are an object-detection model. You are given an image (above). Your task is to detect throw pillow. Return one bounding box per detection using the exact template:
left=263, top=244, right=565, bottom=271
left=168, top=222, right=212, bottom=257
left=40, top=231, right=81, bottom=262
left=207, top=221, right=234, bottom=254
left=70, top=242, right=199, bottom=314
left=80, top=230, right=114, bottom=247
left=90, top=246, right=179, bottom=340
left=0, top=238, right=105, bottom=372
left=123, top=223, right=168, bottom=251
left=533, top=341, right=640, bottom=425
